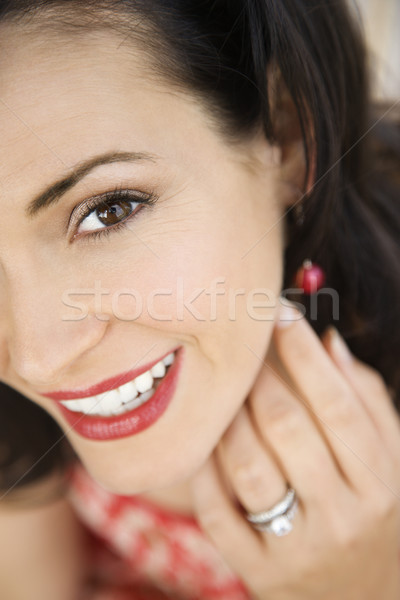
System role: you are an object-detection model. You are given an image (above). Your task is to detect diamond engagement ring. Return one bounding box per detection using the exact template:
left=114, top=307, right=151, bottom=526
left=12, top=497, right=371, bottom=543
left=245, top=487, right=299, bottom=537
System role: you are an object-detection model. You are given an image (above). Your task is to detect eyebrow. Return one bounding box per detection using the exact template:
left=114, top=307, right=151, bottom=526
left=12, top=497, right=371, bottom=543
left=26, top=151, right=157, bottom=217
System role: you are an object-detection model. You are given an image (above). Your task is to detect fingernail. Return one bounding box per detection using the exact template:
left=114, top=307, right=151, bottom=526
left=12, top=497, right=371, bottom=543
left=276, top=300, right=303, bottom=328
left=326, top=327, right=353, bottom=363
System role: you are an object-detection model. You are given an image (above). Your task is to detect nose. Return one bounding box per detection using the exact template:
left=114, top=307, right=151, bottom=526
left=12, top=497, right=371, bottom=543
left=4, top=271, right=107, bottom=388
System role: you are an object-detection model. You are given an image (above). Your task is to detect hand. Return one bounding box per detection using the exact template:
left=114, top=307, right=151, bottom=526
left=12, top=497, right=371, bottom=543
left=189, top=304, right=400, bottom=599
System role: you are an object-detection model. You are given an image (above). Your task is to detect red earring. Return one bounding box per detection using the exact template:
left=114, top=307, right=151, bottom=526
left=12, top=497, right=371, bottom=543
left=295, top=259, right=326, bottom=294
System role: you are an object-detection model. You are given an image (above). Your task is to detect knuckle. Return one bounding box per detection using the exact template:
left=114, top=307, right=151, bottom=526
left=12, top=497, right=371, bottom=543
left=261, top=397, right=302, bottom=439
left=233, top=462, right=271, bottom=502
left=319, top=391, right=355, bottom=425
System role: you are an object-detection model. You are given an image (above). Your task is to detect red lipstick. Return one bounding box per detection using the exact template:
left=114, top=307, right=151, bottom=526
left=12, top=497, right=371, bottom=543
left=42, top=349, right=182, bottom=441
left=43, top=352, right=176, bottom=401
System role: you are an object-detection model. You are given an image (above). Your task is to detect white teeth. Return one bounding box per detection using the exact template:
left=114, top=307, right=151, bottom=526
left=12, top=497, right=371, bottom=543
left=138, top=389, right=154, bottom=403
left=151, top=360, right=166, bottom=379
left=118, top=381, right=138, bottom=403
left=163, top=353, right=174, bottom=367
left=59, top=352, right=175, bottom=417
left=60, top=399, right=84, bottom=412
left=111, top=402, right=130, bottom=415
left=85, top=397, right=101, bottom=415
left=134, top=370, right=153, bottom=394
left=98, top=390, right=123, bottom=416
left=124, top=388, right=154, bottom=411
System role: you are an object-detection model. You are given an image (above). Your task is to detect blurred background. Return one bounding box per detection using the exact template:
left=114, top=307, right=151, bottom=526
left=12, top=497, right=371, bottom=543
left=355, top=0, right=400, bottom=100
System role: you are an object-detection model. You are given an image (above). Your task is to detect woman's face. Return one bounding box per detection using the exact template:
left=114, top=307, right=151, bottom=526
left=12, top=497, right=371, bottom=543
left=0, top=23, right=291, bottom=494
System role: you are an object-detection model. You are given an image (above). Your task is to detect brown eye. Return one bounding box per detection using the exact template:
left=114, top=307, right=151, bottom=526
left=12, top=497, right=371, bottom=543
left=77, top=197, right=140, bottom=234
left=97, top=200, right=134, bottom=226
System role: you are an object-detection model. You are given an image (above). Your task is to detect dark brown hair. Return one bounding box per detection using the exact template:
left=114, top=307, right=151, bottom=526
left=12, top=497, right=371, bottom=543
left=0, top=0, right=399, bottom=495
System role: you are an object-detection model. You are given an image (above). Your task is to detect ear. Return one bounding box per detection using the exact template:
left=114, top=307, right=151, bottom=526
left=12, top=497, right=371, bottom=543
left=267, top=65, right=316, bottom=208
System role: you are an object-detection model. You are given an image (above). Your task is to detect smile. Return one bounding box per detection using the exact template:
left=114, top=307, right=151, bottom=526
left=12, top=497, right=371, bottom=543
left=59, top=352, right=174, bottom=417
left=43, top=349, right=182, bottom=441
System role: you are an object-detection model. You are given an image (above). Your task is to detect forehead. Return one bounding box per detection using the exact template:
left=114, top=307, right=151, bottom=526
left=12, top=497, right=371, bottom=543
left=0, top=19, right=256, bottom=218
left=0, top=22, right=216, bottom=200
left=0, top=25, right=151, bottom=159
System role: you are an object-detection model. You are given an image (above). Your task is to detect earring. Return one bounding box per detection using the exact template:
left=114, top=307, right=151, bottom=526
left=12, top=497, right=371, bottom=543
left=295, top=259, right=326, bottom=294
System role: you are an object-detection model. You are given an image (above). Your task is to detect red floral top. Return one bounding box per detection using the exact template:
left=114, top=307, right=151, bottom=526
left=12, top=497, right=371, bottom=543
left=67, top=464, right=251, bottom=600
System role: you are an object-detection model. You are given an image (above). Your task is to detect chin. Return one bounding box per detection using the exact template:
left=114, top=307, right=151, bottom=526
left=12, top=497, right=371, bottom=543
left=78, top=431, right=216, bottom=497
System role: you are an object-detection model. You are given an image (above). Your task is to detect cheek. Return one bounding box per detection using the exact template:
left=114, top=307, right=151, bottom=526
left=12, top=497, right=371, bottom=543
left=88, top=217, right=282, bottom=333
left=68, top=179, right=284, bottom=339
left=61, top=169, right=284, bottom=379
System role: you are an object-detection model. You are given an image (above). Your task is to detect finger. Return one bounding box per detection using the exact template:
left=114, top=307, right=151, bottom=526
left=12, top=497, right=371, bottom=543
left=323, top=327, right=400, bottom=461
left=249, top=360, right=345, bottom=504
left=217, top=404, right=288, bottom=517
left=189, top=452, right=264, bottom=576
left=274, top=303, right=392, bottom=489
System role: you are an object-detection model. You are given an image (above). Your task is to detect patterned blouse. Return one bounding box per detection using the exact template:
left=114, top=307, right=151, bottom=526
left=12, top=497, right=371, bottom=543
left=67, top=463, right=251, bottom=600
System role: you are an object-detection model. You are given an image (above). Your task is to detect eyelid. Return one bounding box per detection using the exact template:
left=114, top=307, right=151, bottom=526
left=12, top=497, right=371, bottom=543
left=68, top=187, right=156, bottom=238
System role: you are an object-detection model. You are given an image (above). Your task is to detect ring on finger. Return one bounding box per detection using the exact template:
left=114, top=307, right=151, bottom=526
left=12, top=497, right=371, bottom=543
left=245, top=486, right=299, bottom=536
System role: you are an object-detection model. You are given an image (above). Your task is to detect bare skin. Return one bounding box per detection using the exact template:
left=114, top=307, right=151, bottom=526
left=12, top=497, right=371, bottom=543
left=0, top=18, right=399, bottom=600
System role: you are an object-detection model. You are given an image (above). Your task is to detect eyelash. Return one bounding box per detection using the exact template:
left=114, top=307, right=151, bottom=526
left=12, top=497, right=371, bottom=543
left=71, top=187, right=157, bottom=242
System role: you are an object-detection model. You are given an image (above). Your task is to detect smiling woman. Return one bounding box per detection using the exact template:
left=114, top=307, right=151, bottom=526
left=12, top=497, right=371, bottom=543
left=0, top=1, right=399, bottom=599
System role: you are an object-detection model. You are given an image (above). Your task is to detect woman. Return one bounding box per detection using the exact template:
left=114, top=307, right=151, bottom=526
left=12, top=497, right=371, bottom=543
left=0, top=1, right=399, bottom=598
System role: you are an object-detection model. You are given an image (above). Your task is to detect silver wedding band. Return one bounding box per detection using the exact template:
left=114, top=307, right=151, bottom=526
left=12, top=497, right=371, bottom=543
left=245, top=487, right=298, bottom=536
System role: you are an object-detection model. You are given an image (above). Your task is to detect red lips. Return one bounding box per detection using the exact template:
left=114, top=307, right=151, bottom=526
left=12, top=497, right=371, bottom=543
left=42, top=348, right=183, bottom=441
left=42, top=350, right=178, bottom=400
